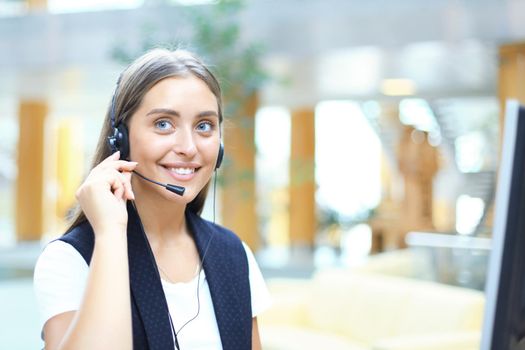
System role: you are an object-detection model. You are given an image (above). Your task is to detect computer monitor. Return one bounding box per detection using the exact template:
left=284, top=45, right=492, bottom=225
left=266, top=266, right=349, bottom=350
left=481, top=100, right=525, bottom=350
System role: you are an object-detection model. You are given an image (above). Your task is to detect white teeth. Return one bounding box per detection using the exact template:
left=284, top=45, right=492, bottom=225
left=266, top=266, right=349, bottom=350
left=169, top=167, right=195, bottom=175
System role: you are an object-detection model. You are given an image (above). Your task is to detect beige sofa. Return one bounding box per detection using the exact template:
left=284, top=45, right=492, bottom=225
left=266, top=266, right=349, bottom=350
left=259, top=266, right=485, bottom=350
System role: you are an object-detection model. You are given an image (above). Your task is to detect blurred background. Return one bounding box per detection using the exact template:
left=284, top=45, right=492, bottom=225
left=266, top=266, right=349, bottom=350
left=1, top=0, right=525, bottom=349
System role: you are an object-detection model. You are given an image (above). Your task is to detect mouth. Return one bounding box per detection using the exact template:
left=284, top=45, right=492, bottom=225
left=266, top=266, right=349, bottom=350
left=161, top=164, right=201, bottom=181
left=165, top=167, right=199, bottom=175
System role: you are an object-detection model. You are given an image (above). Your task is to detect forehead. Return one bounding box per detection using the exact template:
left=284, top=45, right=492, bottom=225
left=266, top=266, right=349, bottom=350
left=142, top=75, right=217, bottom=107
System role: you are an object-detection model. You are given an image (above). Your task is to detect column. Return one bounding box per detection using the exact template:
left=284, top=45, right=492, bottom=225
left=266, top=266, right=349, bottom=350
left=56, top=118, right=84, bottom=223
left=289, top=107, right=316, bottom=247
left=27, top=0, right=47, bottom=11
left=221, top=93, right=259, bottom=251
left=492, top=43, right=525, bottom=229
left=499, top=42, right=525, bottom=130
left=16, top=100, right=47, bottom=241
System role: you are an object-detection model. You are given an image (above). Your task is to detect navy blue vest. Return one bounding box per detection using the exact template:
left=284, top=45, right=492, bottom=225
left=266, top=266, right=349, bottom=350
left=59, top=202, right=252, bottom=350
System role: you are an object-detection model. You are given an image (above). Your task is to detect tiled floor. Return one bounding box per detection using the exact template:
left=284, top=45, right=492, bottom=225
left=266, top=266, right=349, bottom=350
left=0, top=278, right=42, bottom=349
left=0, top=242, right=43, bottom=349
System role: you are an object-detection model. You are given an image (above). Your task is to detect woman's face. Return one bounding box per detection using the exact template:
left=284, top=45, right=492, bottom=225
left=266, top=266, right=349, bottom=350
left=127, top=75, right=221, bottom=204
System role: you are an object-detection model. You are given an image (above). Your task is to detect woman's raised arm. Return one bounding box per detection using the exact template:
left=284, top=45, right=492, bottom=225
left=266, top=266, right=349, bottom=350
left=43, top=152, right=136, bottom=350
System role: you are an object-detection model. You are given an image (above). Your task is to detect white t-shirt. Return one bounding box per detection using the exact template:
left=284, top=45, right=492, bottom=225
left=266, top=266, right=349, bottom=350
left=33, top=239, right=271, bottom=349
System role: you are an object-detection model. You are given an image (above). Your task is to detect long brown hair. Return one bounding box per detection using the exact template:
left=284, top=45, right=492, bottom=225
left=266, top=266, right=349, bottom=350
left=66, top=49, right=223, bottom=232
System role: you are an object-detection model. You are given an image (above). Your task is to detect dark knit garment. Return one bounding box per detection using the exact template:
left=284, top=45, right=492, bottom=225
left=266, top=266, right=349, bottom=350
left=59, top=202, right=252, bottom=350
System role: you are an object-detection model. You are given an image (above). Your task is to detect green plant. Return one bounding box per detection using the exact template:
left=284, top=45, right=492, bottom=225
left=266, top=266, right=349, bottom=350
left=111, top=0, right=268, bottom=118
left=184, top=0, right=267, bottom=115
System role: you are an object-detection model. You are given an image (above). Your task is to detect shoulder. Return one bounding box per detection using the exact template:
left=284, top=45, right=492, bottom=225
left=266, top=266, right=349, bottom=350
left=241, top=242, right=273, bottom=317
left=33, top=240, right=89, bottom=335
left=61, top=220, right=94, bottom=241
left=34, top=240, right=89, bottom=288
left=34, top=239, right=88, bottom=274
left=59, top=221, right=95, bottom=264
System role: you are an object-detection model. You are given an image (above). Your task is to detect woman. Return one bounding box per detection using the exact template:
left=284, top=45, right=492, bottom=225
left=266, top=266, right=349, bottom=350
left=34, top=49, right=271, bottom=350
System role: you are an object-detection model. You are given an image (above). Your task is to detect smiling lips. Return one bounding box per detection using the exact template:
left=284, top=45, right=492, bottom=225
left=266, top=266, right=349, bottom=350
left=162, top=164, right=200, bottom=181
left=170, top=167, right=194, bottom=175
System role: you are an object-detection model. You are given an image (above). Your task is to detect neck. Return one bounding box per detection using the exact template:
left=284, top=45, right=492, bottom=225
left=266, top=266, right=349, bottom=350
left=131, top=181, right=188, bottom=245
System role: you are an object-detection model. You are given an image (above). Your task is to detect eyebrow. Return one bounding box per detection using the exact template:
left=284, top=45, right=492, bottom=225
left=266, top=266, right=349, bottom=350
left=146, top=108, right=180, bottom=117
left=146, top=108, right=218, bottom=119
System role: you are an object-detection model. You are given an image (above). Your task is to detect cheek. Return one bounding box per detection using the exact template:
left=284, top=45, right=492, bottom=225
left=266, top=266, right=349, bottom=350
left=199, top=139, right=220, bottom=162
left=129, top=133, right=171, bottom=160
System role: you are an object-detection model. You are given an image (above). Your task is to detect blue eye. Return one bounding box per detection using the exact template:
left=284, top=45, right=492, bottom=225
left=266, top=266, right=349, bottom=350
left=155, top=120, right=172, bottom=131
left=197, top=121, right=213, bottom=133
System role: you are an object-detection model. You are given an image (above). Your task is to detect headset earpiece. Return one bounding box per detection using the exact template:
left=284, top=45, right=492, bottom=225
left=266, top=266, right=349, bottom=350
left=107, top=123, right=130, bottom=160
left=106, top=76, right=130, bottom=160
left=117, top=124, right=130, bottom=160
left=216, top=142, right=224, bottom=169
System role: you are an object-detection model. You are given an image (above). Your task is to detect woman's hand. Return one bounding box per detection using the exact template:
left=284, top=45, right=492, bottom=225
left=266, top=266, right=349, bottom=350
left=76, top=151, right=137, bottom=235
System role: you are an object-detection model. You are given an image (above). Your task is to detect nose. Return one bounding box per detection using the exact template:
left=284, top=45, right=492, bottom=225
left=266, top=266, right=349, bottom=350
left=173, top=127, right=197, bottom=158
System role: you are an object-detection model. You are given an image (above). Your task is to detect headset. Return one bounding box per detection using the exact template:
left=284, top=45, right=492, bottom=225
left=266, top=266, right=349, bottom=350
left=106, top=76, right=224, bottom=196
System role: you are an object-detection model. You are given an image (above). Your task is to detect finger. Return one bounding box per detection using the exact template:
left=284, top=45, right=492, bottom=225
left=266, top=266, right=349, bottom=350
left=114, top=183, right=125, bottom=201
left=122, top=171, right=135, bottom=200
left=96, top=151, right=121, bottom=171
left=110, top=176, right=125, bottom=198
left=96, top=160, right=137, bottom=176
left=94, top=161, right=135, bottom=199
left=101, top=151, right=121, bottom=164
left=114, top=161, right=138, bottom=172
left=115, top=171, right=134, bottom=201
left=114, top=170, right=130, bottom=192
left=107, top=168, right=125, bottom=190
left=101, top=159, right=138, bottom=171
